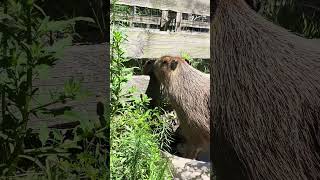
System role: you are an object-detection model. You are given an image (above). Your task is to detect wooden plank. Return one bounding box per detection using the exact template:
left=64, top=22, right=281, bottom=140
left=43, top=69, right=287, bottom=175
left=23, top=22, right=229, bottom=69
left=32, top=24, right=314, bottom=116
left=122, top=28, right=210, bottom=59
left=115, top=14, right=210, bottom=29
left=115, top=15, right=161, bottom=25
left=181, top=19, right=209, bottom=29
left=117, top=0, right=210, bottom=16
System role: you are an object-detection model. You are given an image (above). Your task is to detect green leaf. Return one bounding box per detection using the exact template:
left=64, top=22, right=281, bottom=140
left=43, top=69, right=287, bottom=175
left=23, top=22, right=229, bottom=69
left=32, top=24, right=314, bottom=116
left=96, top=131, right=106, bottom=139
left=39, top=122, right=49, bottom=146
left=35, top=93, right=50, bottom=106
left=46, top=20, right=73, bottom=32
left=9, top=143, right=14, bottom=153
left=71, top=17, right=95, bottom=23
left=36, top=64, right=51, bottom=80
left=27, top=0, right=34, bottom=6
left=75, top=88, right=91, bottom=101
left=59, top=139, right=82, bottom=149
left=46, top=17, right=95, bottom=32
left=52, top=129, right=63, bottom=142
left=46, top=36, right=72, bottom=59
left=73, top=132, right=83, bottom=142
left=0, top=131, right=8, bottom=140
left=34, top=4, right=46, bottom=16
left=45, top=157, right=52, bottom=180
left=18, top=154, right=45, bottom=171
left=79, top=114, right=94, bottom=132
left=62, top=110, right=80, bottom=122
left=37, top=16, right=50, bottom=35
left=0, top=14, right=14, bottom=21
left=63, top=78, right=81, bottom=97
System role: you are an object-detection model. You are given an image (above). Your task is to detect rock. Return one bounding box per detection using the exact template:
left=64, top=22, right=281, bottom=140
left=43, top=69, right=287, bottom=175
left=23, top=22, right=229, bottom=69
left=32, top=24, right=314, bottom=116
left=196, top=148, right=210, bottom=162
left=124, top=75, right=150, bottom=96
left=19, top=43, right=108, bottom=129
left=176, top=142, right=210, bottom=163
left=162, top=151, right=212, bottom=180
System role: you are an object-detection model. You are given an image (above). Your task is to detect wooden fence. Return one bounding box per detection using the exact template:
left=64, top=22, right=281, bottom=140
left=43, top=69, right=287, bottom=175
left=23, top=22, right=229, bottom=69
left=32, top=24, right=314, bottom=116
left=113, top=0, right=210, bottom=59
left=114, top=0, right=210, bottom=33
left=121, top=28, right=210, bottom=59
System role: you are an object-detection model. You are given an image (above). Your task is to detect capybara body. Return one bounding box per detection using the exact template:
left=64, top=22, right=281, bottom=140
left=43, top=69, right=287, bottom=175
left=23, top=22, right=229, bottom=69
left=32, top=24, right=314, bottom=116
left=211, top=0, right=320, bottom=179
left=152, top=56, right=210, bottom=159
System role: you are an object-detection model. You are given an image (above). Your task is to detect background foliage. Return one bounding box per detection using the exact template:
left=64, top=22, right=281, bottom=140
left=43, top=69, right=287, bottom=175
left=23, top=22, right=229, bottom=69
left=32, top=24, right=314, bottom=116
left=253, top=0, right=320, bottom=38
left=0, top=0, right=108, bottom=179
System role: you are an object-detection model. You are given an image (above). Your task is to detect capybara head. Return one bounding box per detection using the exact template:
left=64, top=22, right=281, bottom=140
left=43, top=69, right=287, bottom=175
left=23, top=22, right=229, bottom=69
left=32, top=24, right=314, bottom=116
left=143, top=60, right=155, bottom=75
left=153, top=56, right=189, bottom=83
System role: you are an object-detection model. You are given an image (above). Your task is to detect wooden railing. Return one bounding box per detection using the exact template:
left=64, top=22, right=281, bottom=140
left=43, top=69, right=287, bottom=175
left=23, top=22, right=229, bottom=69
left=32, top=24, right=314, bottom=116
left=116, top=15, right=209, bottom=30
left=130, top=16, right=161, bottom=25
left=181, top=19, right=209, bottom=29
left=115, top=15, right=161, bottom=25
left=116, top=0, right=210, bottom=16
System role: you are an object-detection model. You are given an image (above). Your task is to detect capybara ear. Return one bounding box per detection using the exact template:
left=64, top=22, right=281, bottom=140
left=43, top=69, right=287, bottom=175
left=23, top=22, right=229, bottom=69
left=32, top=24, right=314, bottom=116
left=170, top=59, right=178, bottom=70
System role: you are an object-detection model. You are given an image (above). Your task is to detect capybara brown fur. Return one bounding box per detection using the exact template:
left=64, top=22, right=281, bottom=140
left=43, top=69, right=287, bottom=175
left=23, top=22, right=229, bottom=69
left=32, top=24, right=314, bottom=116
left=211, top=0, right=320, bottom=179
left=143, top=60, right=161, bottom=109
left=152, top=55, right=210, bottom=159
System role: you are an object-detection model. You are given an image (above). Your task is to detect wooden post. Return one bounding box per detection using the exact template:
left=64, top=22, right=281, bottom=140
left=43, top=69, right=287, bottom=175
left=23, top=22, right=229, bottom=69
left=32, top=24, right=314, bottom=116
left=188, top=13, right=194, bottom=32
left=176, top=12, right=182, bottom=32
left=133, top=6, right=137, bottom=15
left=160, top=10, right=169, bottom=29
left=129, top=6, right=137, bottom=27
left=188, top=13, right=193, bottom=21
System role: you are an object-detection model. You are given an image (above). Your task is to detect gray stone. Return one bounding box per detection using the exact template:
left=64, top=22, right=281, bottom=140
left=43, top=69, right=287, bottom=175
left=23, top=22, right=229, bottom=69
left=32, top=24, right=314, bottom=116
left=162, top=151, right=211, bottom=180
left=124, top=75, right=150, bottom=96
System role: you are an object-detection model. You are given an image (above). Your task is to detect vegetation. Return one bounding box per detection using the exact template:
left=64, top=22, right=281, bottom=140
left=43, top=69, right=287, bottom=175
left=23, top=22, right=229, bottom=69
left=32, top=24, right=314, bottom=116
left=0, top=0, right=108, bottom=179
left=181, top=52, right=209, bottom=73
left=110, top=0, right=173, bottom=179
left=256, top=0, right=320, bottom=38
left=39, top=0, right=107, bottom=43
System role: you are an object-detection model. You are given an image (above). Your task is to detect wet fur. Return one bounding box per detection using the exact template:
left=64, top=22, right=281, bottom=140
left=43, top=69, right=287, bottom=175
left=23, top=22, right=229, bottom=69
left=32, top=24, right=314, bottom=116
left=153, top=56, right=210, bottom=159
left=211, top=0, right=320, bottom=179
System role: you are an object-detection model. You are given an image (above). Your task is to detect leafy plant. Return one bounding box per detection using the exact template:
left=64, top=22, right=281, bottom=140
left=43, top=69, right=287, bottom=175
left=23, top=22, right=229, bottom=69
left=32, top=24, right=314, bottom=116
left=110, top=96, right=172, bottom=180
left=0, top=0, right=108, bottom=179
left=181, top=51, right=209, bottom=73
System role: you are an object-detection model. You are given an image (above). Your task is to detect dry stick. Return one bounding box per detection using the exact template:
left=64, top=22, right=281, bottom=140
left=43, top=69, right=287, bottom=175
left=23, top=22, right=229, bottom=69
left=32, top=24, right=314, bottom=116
left=88, top=0, right=104, bottom=39
left=100, top=0, right=106, bottom=33
left=29, top=97, right=73, bottom=113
